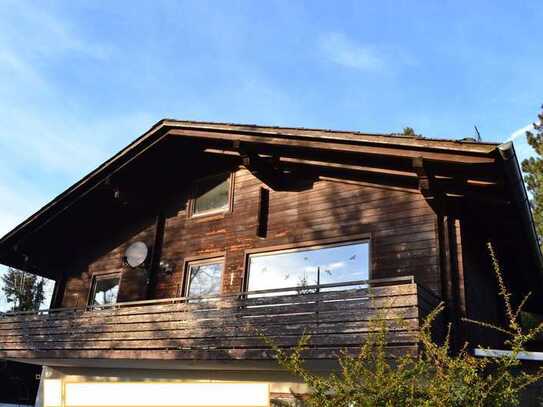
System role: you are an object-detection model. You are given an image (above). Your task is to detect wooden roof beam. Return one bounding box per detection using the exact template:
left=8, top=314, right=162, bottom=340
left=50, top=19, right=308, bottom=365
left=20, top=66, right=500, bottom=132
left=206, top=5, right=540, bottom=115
left=203, top=149, right=503, bottom=195
left=233, top=141, right=290, bottom=191
left=204, top=147, right=418, bottom=182
left=170, top=129, right=497, bottom=165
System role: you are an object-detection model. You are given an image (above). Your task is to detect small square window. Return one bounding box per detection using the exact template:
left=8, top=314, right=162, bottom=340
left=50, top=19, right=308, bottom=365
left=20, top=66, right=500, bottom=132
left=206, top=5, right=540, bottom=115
left=190, top=173, right=232, bottom=217
left=185, top=258, right=224, bottom=299
left=89, top=274, right=120, bottom=306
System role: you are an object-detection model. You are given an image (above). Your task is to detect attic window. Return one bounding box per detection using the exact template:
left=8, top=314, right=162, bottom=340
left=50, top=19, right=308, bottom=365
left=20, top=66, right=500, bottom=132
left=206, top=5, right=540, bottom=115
left=190, top=173, right=232, bottom=217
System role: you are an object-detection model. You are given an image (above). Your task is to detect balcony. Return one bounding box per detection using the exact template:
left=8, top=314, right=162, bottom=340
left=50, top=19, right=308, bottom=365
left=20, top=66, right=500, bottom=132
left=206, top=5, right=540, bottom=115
left=0, top=277, right=438, bottom=366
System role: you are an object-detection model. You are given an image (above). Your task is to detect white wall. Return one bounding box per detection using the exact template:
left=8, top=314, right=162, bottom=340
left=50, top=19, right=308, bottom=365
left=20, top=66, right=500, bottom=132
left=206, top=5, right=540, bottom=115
left=39, top=366, right=308, bottom=407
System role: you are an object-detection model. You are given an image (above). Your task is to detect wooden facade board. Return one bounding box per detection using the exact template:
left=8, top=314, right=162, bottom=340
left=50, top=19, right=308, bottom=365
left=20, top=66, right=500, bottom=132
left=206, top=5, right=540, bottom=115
left=57, top=169, right=439, bottom=305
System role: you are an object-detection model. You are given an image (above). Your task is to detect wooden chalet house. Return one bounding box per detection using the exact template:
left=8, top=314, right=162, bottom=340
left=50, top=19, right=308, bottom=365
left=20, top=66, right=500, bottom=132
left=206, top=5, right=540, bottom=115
left=0, top=120, right=541, bottom=407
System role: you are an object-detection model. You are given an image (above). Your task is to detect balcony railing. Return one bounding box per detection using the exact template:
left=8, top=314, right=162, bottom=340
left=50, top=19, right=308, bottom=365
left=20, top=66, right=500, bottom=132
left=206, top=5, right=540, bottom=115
left=0, top=276, right=439, bottom=362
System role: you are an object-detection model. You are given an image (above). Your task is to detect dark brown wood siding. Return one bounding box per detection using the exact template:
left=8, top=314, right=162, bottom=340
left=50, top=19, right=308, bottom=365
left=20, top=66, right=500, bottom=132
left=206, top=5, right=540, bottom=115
left=61, top=222, right=156, bottom=308
left=60, top=168, right=440, bottom=306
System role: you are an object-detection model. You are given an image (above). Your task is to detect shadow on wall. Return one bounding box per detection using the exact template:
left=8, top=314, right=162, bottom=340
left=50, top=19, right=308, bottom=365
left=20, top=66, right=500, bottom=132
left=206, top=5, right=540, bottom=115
left=295, top=177, right=436, bottom=289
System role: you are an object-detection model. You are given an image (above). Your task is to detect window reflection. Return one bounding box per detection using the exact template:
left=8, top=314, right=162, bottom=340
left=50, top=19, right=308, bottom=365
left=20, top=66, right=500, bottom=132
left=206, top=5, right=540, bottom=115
left=90, top=275, right=120, bottom=306
left=192, top=173, right=230, bottom=216
left=247, top=241, right=369, bottom=296
left=186, top=259, right=223, bottom=299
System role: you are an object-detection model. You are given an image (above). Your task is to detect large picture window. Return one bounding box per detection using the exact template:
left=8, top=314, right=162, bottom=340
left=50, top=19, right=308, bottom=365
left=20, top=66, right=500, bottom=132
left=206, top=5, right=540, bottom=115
left=89, top=274, right=120, bottom=306
left=246, top=241, right=370, bottom=295
left=190, top=173, right=232, bottom=217
left=185, top=258, right=224, bottom=299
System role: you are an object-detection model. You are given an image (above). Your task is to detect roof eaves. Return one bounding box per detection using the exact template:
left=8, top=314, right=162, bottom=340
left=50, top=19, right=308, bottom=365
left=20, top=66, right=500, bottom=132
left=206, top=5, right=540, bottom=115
left=0, top=118, right=500, bottom=253
left=0, top=119, right=169, bottom=248
left=160, top=119, right=499, bottom=155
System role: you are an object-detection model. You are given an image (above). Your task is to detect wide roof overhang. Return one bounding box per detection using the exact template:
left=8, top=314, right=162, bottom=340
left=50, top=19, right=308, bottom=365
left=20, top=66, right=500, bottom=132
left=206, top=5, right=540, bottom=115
left=0, top=119, right=539, bottom=288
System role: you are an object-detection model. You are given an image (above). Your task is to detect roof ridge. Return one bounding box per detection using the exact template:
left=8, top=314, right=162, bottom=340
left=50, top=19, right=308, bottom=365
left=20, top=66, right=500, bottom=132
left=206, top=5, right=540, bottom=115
left=160, top=118, right=499, bottom=146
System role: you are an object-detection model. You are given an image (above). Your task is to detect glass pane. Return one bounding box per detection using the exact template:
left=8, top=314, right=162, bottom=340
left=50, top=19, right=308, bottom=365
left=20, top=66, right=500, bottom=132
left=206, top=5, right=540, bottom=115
left=92, top=276, right=120, bottom=305
left=193, top=174, right=230, bottom=215
left=247, top=242, right=369, bottom=296
left=187, top=261, right=223, bottom=298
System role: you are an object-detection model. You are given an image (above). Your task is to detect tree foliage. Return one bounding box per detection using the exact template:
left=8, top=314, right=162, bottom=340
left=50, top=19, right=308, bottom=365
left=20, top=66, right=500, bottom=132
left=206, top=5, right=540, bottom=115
left=262, top=244, right=543, bottom=406
left=521, top=105, right=543, bottom=245
left=402, top=127, right=417, bottom=137
left=1, top=268, right=46, bottom=312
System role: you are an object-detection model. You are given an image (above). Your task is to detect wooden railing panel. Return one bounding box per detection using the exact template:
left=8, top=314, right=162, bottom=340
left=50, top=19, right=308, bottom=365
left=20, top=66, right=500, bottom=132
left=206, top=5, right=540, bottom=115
left=0, top=308, right=421, bottom=339
left=0, top=319, right=421, bottom=344
left=0, top=278, right=424, bottom=361
left=0, top=281, right=416, bottom=325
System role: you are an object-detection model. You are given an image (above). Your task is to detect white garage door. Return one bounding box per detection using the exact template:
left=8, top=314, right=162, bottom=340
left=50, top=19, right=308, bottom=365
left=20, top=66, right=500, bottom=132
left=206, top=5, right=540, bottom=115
left=44, top=381, right=269, bottom=407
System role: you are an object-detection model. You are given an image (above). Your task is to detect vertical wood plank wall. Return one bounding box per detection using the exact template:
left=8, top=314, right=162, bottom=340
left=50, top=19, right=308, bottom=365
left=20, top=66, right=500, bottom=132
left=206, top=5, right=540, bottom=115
left=61, top=168, right=440, bottom=307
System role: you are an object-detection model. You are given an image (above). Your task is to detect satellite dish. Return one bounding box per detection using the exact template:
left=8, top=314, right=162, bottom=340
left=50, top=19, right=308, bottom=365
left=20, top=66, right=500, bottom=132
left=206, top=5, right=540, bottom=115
left=124, top=241, right=148, bottom=268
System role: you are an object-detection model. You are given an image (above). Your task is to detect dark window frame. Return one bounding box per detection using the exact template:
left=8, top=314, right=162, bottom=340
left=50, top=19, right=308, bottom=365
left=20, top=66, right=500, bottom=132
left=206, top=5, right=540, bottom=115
left=87, top=272, right=122, bottom=307
left=187, top=172, right=235, bottom=219
left=242, top=234, right=372, bottom=293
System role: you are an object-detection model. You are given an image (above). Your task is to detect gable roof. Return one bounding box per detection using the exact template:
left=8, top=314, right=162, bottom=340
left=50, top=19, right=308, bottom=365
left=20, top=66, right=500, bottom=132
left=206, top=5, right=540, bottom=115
left=0, top=119, right=501, bottom=247
left=0, top=119, right=539, bottom=284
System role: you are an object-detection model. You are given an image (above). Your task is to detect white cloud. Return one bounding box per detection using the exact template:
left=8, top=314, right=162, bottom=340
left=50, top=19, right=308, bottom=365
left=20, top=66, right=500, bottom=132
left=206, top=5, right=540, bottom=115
left=0, top=49, right=48, bottom=89
left=0, top=110, right=154, bottom=239
left=0, top=2, right=126, bottom=180
left=0, top=107, right=154, bottom=177
left=0, top=183, right=46, bottom=236
left=0, top=0, right=111, bottom=62
left=327, top=261, right=346, bottom=270
left=506, top=124, right=536, bottom=167
left=319, top=32, right=385, bottom=71
left=507, top=123, right=534, bottom=142
left=0, top=1, right=154, bottom=238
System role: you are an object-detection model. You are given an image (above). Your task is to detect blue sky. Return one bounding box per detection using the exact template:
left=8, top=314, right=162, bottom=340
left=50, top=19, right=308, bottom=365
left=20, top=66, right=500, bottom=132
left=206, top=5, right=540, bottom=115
left=0, top=1, right=542, bottom=308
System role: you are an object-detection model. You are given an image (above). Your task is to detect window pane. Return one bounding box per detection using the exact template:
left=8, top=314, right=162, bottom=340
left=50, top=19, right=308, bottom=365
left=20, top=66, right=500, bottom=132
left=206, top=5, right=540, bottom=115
left=92, top=276, right=120, bottom=305
left=193, top=174, right=230, bottom=215
left=187, top=261, right=223, bottom=298
left=247, top=242, right=369, bottom=295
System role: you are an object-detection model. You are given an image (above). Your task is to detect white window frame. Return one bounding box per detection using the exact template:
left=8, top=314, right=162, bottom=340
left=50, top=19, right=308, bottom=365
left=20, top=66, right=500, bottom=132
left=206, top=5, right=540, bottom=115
left=88, top=272, right=121, bottom=306
left=184, top=257, right=225, bottom=299
left=244, top=238, right=372, bottom=293
left=189, top=172, right=234, bottom=218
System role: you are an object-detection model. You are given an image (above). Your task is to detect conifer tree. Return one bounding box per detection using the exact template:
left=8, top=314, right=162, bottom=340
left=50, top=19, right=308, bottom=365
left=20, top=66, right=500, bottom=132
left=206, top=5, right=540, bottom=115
left=1, top=268, right=45, bottom=311
left=402, top=127, right=416, bottom=136
left=521, top=105, right=543, bottom=246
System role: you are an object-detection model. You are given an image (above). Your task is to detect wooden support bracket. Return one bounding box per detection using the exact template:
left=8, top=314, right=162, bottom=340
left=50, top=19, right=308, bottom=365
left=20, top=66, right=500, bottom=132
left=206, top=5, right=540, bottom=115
left=413, top=156, right=434, bottom=198
left=234, top=141, right=286, bottom=191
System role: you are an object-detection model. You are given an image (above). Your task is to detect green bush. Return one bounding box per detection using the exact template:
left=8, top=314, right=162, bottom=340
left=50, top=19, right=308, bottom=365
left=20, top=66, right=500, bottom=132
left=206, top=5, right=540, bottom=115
left=262, top=243, right=543, bottom=407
